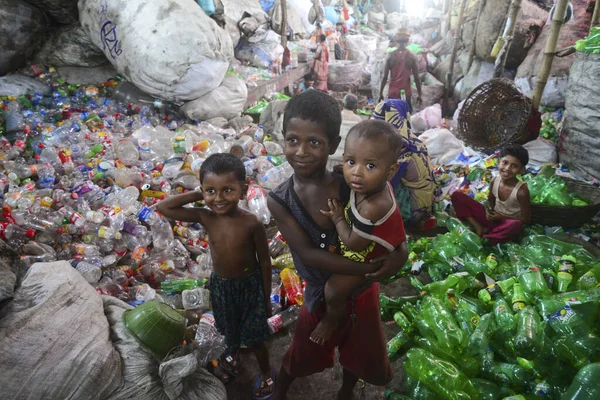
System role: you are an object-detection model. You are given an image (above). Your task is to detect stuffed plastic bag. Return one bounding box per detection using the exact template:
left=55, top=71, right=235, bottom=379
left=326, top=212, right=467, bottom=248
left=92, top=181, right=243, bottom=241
left=79, top=0, right=233, bottom=102
left=410, top=104, right=442, bottom=133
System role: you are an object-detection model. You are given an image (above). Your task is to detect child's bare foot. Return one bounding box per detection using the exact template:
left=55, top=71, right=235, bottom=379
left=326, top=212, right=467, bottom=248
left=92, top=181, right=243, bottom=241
left=310, top=320, right=337, bottom=345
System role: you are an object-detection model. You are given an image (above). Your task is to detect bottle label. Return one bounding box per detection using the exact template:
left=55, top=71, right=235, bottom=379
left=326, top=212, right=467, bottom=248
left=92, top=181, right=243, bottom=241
left=247, top=186, right=264, bottom=202
left=14, top=140, right=26, bottom=150
left=275, top=231, right=286, bottom=243
left=138, top=206, right=153, bottom=222
left=578, top=271, right=597, bottom=288
left=559, top=260, right=574, bottom=273
left=200, top=312, right=216, bottom=327
left=269, top=314, right=284, bottom=333
left=547, top=305, right=576, bottom=324
left=69, top=212, right=83, bottom=225
left=131, top=246, right=147, bottom=261
left=73, top=243, right=86, bottom=255
left=97, top=226, right=110, bottom=239
left=173, top=136, right=187, bottom=153
left=160, top=261, right=175, bottom=273
left=512, top=300, right=526, bottom=312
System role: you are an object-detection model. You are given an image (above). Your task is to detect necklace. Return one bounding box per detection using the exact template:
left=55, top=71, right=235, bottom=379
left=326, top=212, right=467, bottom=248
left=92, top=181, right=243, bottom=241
left=355, top=185, right=386, bottom=208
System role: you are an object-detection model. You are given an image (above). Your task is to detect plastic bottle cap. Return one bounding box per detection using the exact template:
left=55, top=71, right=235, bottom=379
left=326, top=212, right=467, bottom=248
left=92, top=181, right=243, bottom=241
left=26, top=230, right=36, bottom=238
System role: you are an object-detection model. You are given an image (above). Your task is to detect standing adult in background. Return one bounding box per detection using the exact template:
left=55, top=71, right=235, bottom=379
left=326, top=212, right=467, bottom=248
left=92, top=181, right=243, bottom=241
left=334, top=22, right=348, bottom=60
left=379, top=29, right=422, bottom=113
left=312, top=34, right=330, bottom=92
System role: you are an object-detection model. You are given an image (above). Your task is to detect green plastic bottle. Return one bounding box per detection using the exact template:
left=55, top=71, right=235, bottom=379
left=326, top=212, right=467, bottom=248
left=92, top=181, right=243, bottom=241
left=560, top=362, right=600, bottom=400
left=554, top=336, right=590, bottom=369
left=542, top=267, right=557, bottom=292
left=414, top=336, right=480, bottom=378
left=512, top=306, right=542, bottom=359
left=487, top=362, right=531, bottom=391
left=479, top=277, right=518, bottom=304
left=467, top=313, right=495, bottom=356
left=404, top=348, right=479, bottom=400
left=454, top=299, right=481, bottom=336
left=160, top=278, right=205, bottom=293
left=576, top=263, right=600, bottom=290
left=387, top=330, right=412, bottom=361
left=519, top=265, right=550, bottom=295
left=557, top=255, right=577, bottom=293
left=393, top=311, right=414, bottom=334
left=420, top=296, right=467, bottom=352
left=493, top=296, right=516, bottom=334
left=422, top=272, right=472, bottom=297
left=511, top=283, right=527, bottom=312
left=406, top=375, right=438, bottom=400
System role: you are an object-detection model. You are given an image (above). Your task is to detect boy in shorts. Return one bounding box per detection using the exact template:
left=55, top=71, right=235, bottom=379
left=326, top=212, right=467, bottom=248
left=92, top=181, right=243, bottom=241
left=267, top=90, right=408, bottom=399
left=157, top=153, right=275, bottom=399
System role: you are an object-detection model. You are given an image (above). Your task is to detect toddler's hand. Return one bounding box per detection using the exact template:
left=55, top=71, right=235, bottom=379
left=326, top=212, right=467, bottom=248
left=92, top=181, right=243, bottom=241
left=320, top=199, right=344, bottom=224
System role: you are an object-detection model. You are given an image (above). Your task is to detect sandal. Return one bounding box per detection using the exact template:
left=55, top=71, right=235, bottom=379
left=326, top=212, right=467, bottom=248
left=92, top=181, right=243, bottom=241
left=218, top=352, right=240, bottom=377
left=254, top=368, right=276, bottom=400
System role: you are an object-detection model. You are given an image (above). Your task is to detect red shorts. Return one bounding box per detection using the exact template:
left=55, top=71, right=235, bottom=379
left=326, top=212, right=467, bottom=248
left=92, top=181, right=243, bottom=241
left=281, top=283, right=393, bottom=385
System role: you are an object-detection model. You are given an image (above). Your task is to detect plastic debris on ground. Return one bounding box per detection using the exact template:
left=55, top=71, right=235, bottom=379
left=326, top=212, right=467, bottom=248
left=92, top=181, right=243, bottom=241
left=383, top=215, right=600, bottom=399
left=0, top=66, right=303, bottom=371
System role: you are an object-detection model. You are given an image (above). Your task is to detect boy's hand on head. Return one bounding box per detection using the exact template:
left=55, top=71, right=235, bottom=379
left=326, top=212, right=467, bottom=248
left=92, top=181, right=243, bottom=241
left=319, top=198, right=345, bottom=224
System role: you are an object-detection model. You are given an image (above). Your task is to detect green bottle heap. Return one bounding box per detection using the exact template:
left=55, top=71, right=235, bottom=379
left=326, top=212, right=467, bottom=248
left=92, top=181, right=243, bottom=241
left=382, top=217, right=600, bottom=400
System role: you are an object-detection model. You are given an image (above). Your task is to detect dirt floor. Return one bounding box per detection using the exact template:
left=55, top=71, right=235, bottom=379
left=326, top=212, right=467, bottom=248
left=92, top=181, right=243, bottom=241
left=224, top=275, right=423, bottom=400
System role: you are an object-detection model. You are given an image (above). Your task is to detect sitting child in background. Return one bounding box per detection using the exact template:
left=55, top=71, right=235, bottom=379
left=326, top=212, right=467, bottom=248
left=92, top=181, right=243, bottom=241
left=296, top=73, right=315, bottom=94
left=313, top=120, right=407, bottom=344
left=451, top=144, right=531, bottom=245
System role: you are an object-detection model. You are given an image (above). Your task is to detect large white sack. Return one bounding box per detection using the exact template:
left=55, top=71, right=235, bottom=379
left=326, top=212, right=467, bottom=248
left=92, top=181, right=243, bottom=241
left=181, top=75, right=248, bottom=121
left=0, top=261, right=122, bottom=399
left=345, top=34, right=378, bottom=62
left=523, top=137, right=558, bottom=166
left=418, top=128, right=465, bottom=165
left=79, top=0, right=233, bottom=102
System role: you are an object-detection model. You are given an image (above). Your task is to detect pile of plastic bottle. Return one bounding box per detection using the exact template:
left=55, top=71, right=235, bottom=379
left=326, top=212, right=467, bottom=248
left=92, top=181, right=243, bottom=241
left=0, top=69, right=295, bottom=308
left=383, top=215, right=600, bottom=400
left=575, top=26, right=600, bottom=54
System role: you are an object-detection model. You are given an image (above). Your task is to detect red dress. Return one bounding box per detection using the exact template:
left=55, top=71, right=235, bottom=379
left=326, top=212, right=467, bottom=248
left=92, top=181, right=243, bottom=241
left=312, top=42, right=329, bottom=92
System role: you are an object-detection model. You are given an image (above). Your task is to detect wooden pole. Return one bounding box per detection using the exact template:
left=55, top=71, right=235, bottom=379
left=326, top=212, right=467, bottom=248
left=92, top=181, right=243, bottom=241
left=493, top=0, right=523, bottom=78
left=281, top=0, right=288, bottom=48
left=444, top=0, right=469, bottom=116
left=467, top=0, right=486, bottom=72
left=592, top=0, right=600, bottom=31
left=532, top=0, right=569, bottom=109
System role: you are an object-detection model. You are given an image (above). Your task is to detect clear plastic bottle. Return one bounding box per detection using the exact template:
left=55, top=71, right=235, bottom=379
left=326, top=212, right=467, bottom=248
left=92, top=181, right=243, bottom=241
left=267, top=305, right=300, bottom=334
left=194, top=311, right=227, bottom=364
left=70, top=260, right=102, bottom=283
left=182, top=287, right=211, bottom=311
left=114, top=138, right=139, bottom=166
left=246, top=182, right=271, bottom=225
left=260, top=162, right=293, bottom=190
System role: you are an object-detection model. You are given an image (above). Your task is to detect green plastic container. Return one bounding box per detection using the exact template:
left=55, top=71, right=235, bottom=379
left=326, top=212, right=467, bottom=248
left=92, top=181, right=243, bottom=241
left=122, top=301, right=185, bottom=358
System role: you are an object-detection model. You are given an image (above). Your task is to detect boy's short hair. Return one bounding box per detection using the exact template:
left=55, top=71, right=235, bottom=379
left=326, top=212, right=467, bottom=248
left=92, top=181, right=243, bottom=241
left=304, top=73, right=315, bottom=82
left=347, top=120, right=403, bottom=162
left=319, top=34, right=327, bottom=42
left=500, top=144, right=529, bottom=167
left=199, top=153, right=246, bottom=183
left=343, top=94, right=358, bottom=110
left=283, top=90, right=342, bottom=143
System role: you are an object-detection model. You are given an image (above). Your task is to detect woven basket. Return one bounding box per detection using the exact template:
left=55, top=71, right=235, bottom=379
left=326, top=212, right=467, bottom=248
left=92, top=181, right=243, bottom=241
left=531, top=179, right=600, bottom=228
left=457, top=79, right=534, bottom=151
